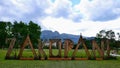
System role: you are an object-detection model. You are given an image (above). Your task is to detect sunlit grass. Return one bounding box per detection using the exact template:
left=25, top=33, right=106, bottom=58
left=0, top=49, right=120, bottom=68
left=2, top=49, right=108, bottom=58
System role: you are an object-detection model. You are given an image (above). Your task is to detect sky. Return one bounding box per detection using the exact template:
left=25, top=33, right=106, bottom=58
left=0, top=0, right=120, bottom=37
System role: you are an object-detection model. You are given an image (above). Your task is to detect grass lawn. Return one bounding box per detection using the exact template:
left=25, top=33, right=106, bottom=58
left=0, top=49, right=120, bottom=68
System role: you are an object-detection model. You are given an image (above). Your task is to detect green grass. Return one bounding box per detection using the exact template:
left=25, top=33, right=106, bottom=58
left=0, top=49, right=120, bottom=68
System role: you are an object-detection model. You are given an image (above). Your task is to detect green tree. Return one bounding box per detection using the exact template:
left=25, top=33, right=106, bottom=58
left=0, top=21, right=7, bottom=49
left=96, top=30, right=117, bottom=49
left=96, top=30, right=115, bottom=40
left=6, top=22, right=13, bottom=38
left=28, top=21, right=41, bottom=48
left=12, top=21, right=28, bottom=38
left=106, top=30, right=115, bottom=40
left=12, top=21, right=28, bottom=48
left=0, top=21, right=41, bottom=49
left=12, top=21, right=41, bottom=48
left=117, top=33, right=120, bottom=41
left=96, top=30, right=106, bottom=47
left=116, top=33, right=120, bottom=52
left=96, top=30, right=106, bottom=39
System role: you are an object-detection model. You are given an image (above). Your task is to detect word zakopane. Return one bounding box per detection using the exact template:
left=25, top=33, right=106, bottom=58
left=5, top=35, right=111, bottom=60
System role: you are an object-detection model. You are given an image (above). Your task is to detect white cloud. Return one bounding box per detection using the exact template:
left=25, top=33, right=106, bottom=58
left=0, top=0, right=120, bottom=37
left=45, top=0, right=72, bottom=17
left=0, top=0, right=82, bottom=22
left=74, top=0, right=120, bottom=21
left=0, top=0, right=32, bottom=16
left=1, top=17, right=13, bottom=22
left=39, top=16, right=120, bottom=37
left=0, top=0, right=52, bottom=22
left=45, top=0, right=83, bottom=22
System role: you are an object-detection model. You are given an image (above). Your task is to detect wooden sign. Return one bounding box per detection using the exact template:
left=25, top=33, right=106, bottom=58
left=5, top=35, right=112, bottom=60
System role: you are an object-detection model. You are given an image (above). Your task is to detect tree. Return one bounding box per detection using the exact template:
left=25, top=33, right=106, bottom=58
left=117, top=33, right=120, bottom=41
left=96, top=30, right=106, bottom=47
left=6, top=22, right=13, bottom=38
left=0, top=21, right=41, bottom=49
left=12, top=21, right=41, bottom=48
left=106, top=30, right=115, bottom=40
left=12, top=21, right=28, bottom=48
left=0, top=21, right=7, bottom=49
left=116, top=33, right=120, bottom=52
left=96, top=30, right=115, bottom=40
left=28, top=21, right=41, bottom=48
left=96, top=30, right=117, bottom=49
left=96, top=30, right=106, bottom=39
left=12, top=21, right=28, bottom=38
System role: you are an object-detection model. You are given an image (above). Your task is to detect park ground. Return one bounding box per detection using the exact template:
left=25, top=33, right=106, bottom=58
left=0, top=49, right=120, bottom=68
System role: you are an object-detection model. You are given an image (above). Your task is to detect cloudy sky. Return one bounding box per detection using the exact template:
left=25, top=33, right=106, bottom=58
left=0, top=0, right=120, bottom=37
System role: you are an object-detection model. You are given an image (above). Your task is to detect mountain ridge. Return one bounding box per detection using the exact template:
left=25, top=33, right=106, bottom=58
left=41, top=30, right=95, bottom=43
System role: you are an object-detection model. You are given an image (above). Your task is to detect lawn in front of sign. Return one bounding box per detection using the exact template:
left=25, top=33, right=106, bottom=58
left=0, top=49, right=120, bottom=68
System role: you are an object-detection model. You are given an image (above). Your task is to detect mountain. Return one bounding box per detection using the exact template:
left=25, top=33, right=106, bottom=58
left=41, top=30, right=60, bottom=39
left=41, top=30, right=95, bottom=43
left=60, top=33, right=79, bottom=43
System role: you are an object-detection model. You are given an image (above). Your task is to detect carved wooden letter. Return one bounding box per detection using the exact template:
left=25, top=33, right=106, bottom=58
left=49, top=39, right=62, bottom=58
left=92, top=40, right=104, bottom=59
left=18, top=35, right=37, bottom=59
left=72, top=35, right=90, bottom=59
left=64, top=39, right=73, bottom=58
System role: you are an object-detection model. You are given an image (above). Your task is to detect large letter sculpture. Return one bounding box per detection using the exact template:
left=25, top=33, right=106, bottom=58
left=72, top=35, right=90, bottom=60
left=49, top=39, right=62, bottom=58
left=92, top=40, right=104, bottom=60
left=64, top=39, right=73, bottom=58
left=18, top=35, right=37, bottom=60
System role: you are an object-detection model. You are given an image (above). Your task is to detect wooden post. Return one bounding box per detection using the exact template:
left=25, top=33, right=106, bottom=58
left=49, top=40, right=53, bottom=57
left=64, top=39, right=69, bottom=58
left=58, top=41, right=62, bottom=56
left=101, top=40, right=104, bottom=58
left=5, top=38, right=16, bottom=59
left=106, top=40, right=110, bottom=57
left=38, top=39, right=47, bottom=60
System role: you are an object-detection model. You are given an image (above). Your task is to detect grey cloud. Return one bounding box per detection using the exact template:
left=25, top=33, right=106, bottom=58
left=0, top=0, right=83, bottom=23
left=0, top=0, right=50, bottom=22
left=91, top=9, right=120, bottom=21
left=88, top=0, right=120, bottom=21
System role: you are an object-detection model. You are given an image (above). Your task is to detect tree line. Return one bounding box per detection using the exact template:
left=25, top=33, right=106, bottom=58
left=0, top=21, right=41, bottom=49
left=73, top=30, right=120, bottom=50
left=96, top=30, right=120, bottom=51
left=0, top=21, right=120, bottom=50
left=96, top=30, right=120, bottom=40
